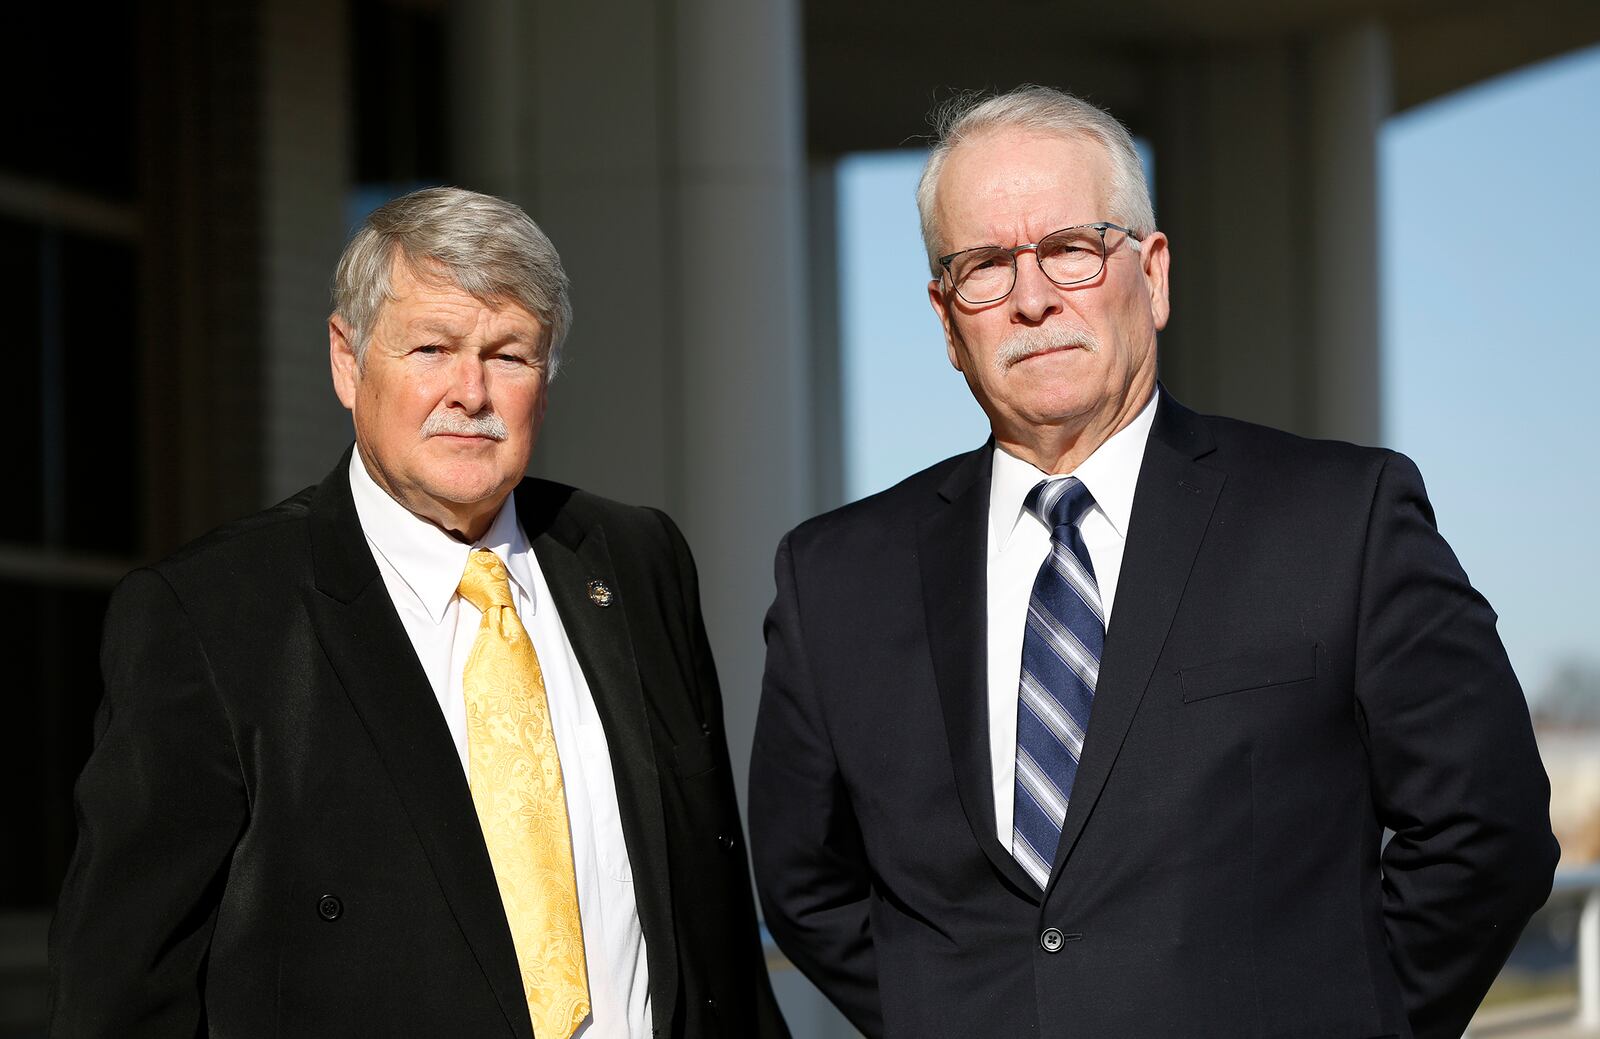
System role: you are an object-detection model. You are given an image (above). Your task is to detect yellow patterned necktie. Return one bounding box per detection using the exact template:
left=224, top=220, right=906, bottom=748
left=458, top=549, right=590, bottom=1039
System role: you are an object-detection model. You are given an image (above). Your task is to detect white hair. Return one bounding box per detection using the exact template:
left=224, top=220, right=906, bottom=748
left=916, top=85, right=1156, bottom=276
left=332, top=186, right=573, bottom=377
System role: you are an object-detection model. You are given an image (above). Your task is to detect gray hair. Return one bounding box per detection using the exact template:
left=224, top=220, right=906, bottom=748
left=916, top=85, right=1156, bottom=276
left=332, top=186, right=573, bottom=377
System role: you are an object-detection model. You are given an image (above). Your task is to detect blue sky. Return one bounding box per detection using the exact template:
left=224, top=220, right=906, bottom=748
left=838, top=43, right=1600, bottom=699
left=1381, top=44, right=1600, bottom=699
left=837, top=149, right=989, bottom=496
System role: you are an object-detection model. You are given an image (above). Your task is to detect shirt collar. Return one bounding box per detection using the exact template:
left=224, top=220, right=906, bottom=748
left=988, top=387, right=1160, bottom=553
left=348, top=448, right=536, bottom=624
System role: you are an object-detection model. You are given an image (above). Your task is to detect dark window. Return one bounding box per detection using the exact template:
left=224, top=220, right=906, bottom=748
left=0, top=217, right=43, bottom=544
left=0, top=7, right=138, bottom=200
left=60, top=231, right=142, bottom=556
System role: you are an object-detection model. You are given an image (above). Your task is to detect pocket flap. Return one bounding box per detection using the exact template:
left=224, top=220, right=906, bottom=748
left=1178, top=641, right=1318, bottom=703
left=671, top=732, right=718, bottom=777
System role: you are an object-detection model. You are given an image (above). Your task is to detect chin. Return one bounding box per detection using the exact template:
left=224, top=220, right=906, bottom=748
left=418, top=466, right=516, bottom=508
left=1018, top=388, right=1096, bottom=420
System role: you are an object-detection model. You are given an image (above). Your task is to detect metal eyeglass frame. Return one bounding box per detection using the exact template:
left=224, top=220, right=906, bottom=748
left=938, top=221, right=1144, bottom=305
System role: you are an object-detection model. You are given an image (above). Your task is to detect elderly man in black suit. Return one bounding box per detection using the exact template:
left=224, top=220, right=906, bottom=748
left=51, top=187, right=787, bottom=1039
left=750, top=85, right=1556, bottom=1039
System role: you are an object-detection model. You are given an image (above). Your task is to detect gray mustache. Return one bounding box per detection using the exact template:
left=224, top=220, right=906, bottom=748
left=994, top=325, right=1101, bottom=370
left=421, top=411, right=509, bottom=440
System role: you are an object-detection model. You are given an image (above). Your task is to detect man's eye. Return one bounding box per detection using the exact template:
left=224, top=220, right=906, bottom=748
left=415, top=344, right=445, bottom=355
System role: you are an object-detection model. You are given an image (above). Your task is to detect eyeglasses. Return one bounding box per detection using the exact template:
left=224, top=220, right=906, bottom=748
left=938, top=222, right=1143, bottom=305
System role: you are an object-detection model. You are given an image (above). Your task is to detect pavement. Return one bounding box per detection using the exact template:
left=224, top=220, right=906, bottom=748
left=1470, top=996, right=1600, bottom=1038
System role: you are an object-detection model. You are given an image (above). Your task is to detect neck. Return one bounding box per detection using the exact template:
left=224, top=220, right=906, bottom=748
left=997, top=380, right=1155, bottom=474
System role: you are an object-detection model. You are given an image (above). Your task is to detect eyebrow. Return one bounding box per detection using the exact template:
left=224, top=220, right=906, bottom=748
left=406, top=321, right=537, bottom=348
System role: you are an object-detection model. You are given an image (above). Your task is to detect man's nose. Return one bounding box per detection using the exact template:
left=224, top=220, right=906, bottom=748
left=1009, top=249, right=1063, bottom=323
left=447, top=355, right=489, bottom=412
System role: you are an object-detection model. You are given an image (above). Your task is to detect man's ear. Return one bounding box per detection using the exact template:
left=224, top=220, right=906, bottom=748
left=928, top=278, right=964, bottom=372
left=329, top=315, right=359, bottom=411
left=1140, top=231, right=1172, bottom=332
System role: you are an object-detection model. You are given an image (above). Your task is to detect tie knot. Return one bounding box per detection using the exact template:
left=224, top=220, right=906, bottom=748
left=1025, top=477, right=1095, bottom=533
left=458, top=549, right=516, bottom=613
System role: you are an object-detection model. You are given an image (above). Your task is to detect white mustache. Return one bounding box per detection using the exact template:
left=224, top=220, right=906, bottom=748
left=993, top=325, right=1101, bottom=371
left=421, top=410, right=509, bottom=440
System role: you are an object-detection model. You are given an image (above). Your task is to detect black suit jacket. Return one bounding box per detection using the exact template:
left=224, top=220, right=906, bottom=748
left=750, top=394, right=1556, bottom=1039
left=51, top=453, right=788, bottom=1039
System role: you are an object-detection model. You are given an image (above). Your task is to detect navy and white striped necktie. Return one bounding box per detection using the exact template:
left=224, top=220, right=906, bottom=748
left=1012, top=477, right=1105, bottom=890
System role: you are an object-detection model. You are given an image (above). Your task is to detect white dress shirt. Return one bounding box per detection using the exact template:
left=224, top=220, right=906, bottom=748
left=985, top=390, right=1159, bottom=849
left=348, top=450, right=652, bottom=1039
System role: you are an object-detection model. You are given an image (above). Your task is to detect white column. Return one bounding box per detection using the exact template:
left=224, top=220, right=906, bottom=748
left=1580, top=885, right=1600, bottom=1028
left=1152, top=47, right=1307, bottom=433
left=1306, top=20, right=1389, bottom=445
left=518, top=3, right=847, bottom=1033
left=1150, top=23, right=1389, bottom=446
left=522, top=0, right=812, bottom=781
left=670, top=0, right=812, bottom=793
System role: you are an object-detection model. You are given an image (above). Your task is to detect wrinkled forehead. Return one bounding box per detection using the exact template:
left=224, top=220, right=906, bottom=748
left=936, top=129, right=1114, bottom=245
left=377, top=256, right=543, bottom=340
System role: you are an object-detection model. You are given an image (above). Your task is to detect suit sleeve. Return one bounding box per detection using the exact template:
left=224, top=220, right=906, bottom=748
left=49, top=568, right=248, bottom=1038
left=1355, top=454, right=1559, bottom=1039
left=652, top=510, right=791, bottom=1039
left=749, top=533, right=884, bottom=1038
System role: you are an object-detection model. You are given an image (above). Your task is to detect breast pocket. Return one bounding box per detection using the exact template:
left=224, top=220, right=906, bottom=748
left=1177, top=641, right=1319, bottom=703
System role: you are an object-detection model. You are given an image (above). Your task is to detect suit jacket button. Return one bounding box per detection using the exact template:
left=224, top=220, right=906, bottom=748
left=318, top=895, right=343, bottom=921
left=1040, top=927, right=1064, bottom=953
left=717, top=834, right=736, bottom=852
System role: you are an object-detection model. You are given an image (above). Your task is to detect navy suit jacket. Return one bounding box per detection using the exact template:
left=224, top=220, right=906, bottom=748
left=751, top=393, right=1556, bottom=1039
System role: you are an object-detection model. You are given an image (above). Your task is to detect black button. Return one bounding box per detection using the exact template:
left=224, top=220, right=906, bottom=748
left=704, top=997, right=718, bottom=1011
left=700, top=722, right=713, bottom=736
left=317, top=895, right=343, bottom=921
left=1040, top=927, right=1063, bottom=952
left=717, top=834, right=736, bottom=852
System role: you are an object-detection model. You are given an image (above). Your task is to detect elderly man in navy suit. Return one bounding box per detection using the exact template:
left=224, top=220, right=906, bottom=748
left=750, top=86, right=1556, bottom=1039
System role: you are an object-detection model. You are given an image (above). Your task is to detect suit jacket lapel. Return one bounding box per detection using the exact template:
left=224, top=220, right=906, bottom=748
left=1046, top=394, right=1224, bottom=891
left=519, top=483, right=680, bottom=1034
left=917, top=444, right=1040, bottom=899
left=305, top=452, right=531, bottom=1039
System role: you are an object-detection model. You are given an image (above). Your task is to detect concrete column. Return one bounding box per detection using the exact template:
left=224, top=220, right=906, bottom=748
left=1152, top=45, right=1309, bottom=433
left=262, top=0, right=356, bottom=501
left=524, top=0, right=675, bottom=509
left=1306, top=21, right=1389, bottom=445
left=521, top=0, right=812, bottom=781
left=670, top=0, right=812, bottom=791
left=1150, top=22, right=1389, bottom=446
left=448, top=0, right=521, bottom=199
left=516, top=3, right=843, bottom=1032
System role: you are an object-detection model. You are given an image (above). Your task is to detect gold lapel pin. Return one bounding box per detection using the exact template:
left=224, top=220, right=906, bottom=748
left=587, top=580, right=614, bottom=607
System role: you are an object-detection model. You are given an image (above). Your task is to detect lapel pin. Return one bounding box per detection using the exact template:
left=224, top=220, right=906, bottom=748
left=587, top=580, right=614, bottom=607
